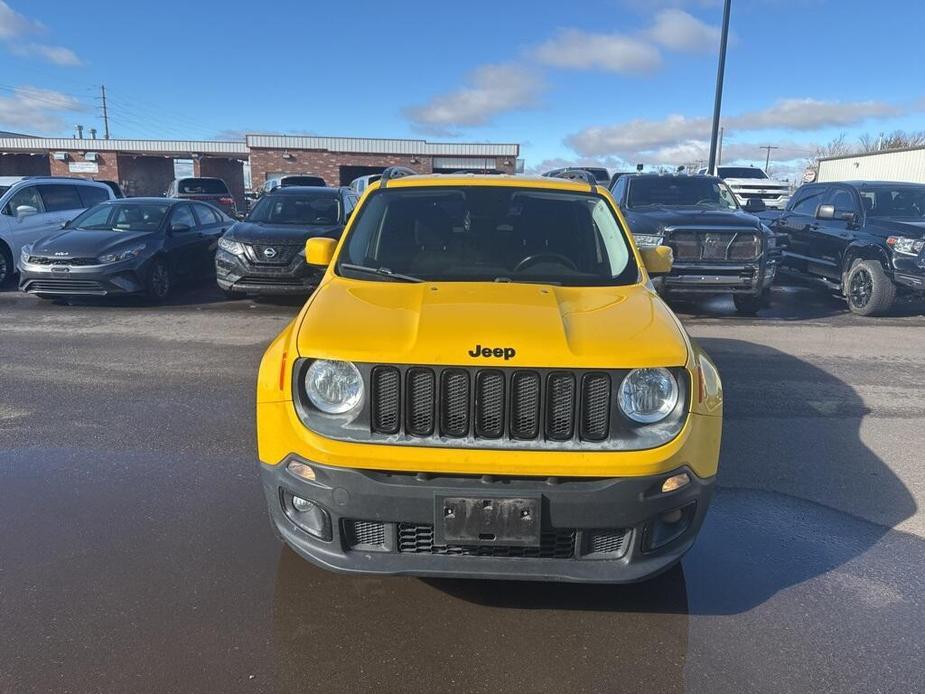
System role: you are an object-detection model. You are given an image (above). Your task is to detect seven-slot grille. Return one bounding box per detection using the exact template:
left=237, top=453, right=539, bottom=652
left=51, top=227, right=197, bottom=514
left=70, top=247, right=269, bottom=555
left=370, top=366, right=614, bottom=443
left=666, top=229, right=761, bottom=261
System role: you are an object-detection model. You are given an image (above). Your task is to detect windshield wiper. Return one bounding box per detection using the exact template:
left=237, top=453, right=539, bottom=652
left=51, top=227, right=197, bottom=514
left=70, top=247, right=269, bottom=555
left=339, top=264, right=424, bottom=283
left=493, top=277, right=562, bottom=286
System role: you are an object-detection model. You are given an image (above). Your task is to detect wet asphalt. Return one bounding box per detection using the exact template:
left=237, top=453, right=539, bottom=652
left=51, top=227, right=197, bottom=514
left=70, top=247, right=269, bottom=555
left=1, top=280, right=924, bottom=694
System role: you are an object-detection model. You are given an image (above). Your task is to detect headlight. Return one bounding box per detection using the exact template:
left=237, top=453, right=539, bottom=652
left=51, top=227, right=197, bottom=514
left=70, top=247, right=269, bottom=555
left=634, top=234, right=663, bottom=247
left=618, top=368, right=679, bottom=424
left=20, top=244, right=32, bottom=261
left=98, top=245, right=146, bottom=264
left=218, top=237, right=245, bottom=256
left=305, top=360, right=364, bottom=414
left=887, top=236, right=925, bottom=256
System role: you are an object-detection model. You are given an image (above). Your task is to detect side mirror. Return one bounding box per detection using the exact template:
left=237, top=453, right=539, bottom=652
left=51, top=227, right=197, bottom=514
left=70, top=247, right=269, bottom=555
left=16, top=204, right=38, bottom=219
left=170, top=222, right=193, bottom=233
left=815, top=204, right=835, bottom=220
left=306, top=237, right=337, bottom=266
left=60, top=219, right=70, bottom=229
left=640, top=245, right=673, bottom=276
left=744, top=198, right=766, bottom=213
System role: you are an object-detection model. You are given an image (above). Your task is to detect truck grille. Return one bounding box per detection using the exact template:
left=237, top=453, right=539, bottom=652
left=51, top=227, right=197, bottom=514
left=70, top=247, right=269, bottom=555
left=666, top=229, right=761, bottom=262
left=370, top=366, right=616, bottom=443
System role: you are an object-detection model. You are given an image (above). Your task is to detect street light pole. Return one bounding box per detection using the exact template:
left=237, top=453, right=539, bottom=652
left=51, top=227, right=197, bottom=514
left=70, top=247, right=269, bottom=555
left=707, top=0, right=732, bottom=174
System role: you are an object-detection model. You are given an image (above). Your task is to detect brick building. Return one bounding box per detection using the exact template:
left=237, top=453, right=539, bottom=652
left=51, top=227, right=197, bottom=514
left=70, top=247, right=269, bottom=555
left=0, top=134, right=521, bottom=207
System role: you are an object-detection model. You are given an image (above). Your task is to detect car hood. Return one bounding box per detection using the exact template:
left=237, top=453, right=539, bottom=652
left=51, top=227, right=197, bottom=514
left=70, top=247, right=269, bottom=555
left=31, top=229, right=156, bottom=257
left=296, top=279, right=689, bottom=369
left=868, top=218, right=925, bottom=238
left=623, top=207, right=762, bottom=234
left=227, top=221, right=343, bottom=244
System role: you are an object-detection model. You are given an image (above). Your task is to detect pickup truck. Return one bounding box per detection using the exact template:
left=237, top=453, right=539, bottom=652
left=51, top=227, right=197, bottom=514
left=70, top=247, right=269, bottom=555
left=698, top=166, right=791, bottom=210
left=761, top=180, right=925, bottom=315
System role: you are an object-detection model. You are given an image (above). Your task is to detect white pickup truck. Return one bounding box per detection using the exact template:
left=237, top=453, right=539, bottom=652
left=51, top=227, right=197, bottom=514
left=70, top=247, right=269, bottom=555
left=697, top=166, right=791, bottom=210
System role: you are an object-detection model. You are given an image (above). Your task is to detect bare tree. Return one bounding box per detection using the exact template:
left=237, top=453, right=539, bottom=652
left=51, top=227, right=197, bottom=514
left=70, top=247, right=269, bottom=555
left=806, top=133, right=851, bottom=169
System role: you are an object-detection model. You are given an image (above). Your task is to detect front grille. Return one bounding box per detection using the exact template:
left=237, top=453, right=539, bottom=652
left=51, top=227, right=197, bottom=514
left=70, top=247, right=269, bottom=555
left=344, top=519, right=386, bottom=548
left=26, top=279, right=105, bottom=293
left=245, top=243, right=300, bottom=265
left=367, top=365, right=661, bottom=444
left=398, top=523, right=576, bottom=558
left=586, top=529, right=630, bottom=557
left=667, top=229, right=761, bottom=262
left=235, top=275, right=306, bottom=286
left=28, top=256, right=98, bottom=266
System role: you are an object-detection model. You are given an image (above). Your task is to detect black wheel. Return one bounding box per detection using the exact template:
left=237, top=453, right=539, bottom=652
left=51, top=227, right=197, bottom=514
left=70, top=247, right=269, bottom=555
left=845, top=259, right=895, bottom=316
left=0, top=244, right=13, bottom=288
left=733, top=289, right=769, bottom=315
left=145, top=259, right=171, bottom=301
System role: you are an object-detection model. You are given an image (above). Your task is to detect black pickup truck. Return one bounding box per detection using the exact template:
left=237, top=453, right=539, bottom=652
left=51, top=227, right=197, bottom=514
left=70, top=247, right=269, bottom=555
left=611, top=173, right=778, bottom=314
left=760, top=181, right=925, bottom=315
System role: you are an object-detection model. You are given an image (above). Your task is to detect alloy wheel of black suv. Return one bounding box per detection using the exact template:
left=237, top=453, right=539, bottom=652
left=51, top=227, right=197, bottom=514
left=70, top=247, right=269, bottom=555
left=845, top=259, right=896, bottom=316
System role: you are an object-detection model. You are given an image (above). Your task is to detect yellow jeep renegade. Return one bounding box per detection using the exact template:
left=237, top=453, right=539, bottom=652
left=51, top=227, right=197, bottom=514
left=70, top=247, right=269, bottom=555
left=257, top=168, right=722, bottom=583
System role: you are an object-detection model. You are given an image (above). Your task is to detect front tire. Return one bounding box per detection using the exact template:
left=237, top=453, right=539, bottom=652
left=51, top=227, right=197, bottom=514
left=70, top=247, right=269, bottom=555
left=733, top=288, right=769, bottom=315
left=146, top=259, right=172, bottom=301
left=0, top=244, right=13, bottom=288
left=845, top=259, right=895, bottom=316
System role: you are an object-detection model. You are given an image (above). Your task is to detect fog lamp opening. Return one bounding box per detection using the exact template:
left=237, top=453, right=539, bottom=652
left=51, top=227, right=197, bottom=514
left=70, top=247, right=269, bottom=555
left=282, top=492, right=332, bottom=541
left=643, top=502, right=697, bottom=552
left=661, top=472, right=691, bottom=494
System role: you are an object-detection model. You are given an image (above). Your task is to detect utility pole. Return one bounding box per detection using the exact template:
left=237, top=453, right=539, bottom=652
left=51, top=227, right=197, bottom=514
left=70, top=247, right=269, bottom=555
left=760, top=145, right=779, bottom=172
left=717, top=127, right=725, bottom=167
left=707, top=0, right=732, bottom=174
left=99, top=84, right=110, bottom=140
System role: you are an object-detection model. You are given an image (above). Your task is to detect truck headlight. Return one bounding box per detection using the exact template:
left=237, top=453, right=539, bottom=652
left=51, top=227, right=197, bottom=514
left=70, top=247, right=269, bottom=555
left=887, top=236, right=925, bottom=256
left=98, top=245, right=146, bottom=264
left=218, top=237, right=245, bottom=256
left=305, top=360, right=364, bottom=414
left=634, top=234, right=663, bottom=247
left=618, top=368, right=679, bottom=424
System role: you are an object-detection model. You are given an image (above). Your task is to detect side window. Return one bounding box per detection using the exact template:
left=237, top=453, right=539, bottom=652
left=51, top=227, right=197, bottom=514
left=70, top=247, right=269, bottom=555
left=38, top=184, right=83, bottom=212
left=825, top=187, right=859, bottom=216
left=192, top=203, right=220, bottom=226
left=77, top=184, right=110, bottom=208
left=4, top=185, right=45, bottom=215
left=791, top=186, right=827, bottom=216
left=611, top=176, right=628, bottom=202
left=169, top=205, right=196, bottom=231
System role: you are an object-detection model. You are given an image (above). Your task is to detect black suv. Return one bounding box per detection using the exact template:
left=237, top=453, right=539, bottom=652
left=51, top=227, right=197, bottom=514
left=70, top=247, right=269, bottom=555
left=611, top=173, right=777, bottom=314
left=764, top=181, right=925, bottom=315
left=215, top=186, right=357, bottom=296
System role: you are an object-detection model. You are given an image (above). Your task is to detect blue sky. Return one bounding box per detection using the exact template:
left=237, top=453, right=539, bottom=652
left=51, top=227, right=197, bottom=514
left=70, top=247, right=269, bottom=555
left=1, top=0, right=923, bottom=179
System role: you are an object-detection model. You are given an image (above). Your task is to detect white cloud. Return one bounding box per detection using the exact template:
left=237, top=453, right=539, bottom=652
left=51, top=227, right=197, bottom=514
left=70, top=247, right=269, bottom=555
left=646, top=9, right=721, bottom=53
left=9, top=42, right=81, bottom=65
left=0, top=85, right=84, bottom=132
left=566, top=97, right=909, bottom=159
left=0, top=1, right=41, bottom=38
left=533, top=29, right=661, bottom=74
left=403, top=64, right=543, bottom=134
left=729, top=98, right=901, bottom=131
left=0, top=1, right=81, bottom=66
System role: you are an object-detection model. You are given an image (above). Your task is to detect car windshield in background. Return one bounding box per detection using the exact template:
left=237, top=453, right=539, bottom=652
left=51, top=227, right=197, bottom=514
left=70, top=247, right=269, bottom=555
left=178, top=178, right=228, bottom=194
left=627, top=177, right=738, bottom=210
left=0, top=185, right=10, bottom=196
left=338, top=187, right=637, bottom=286
left=72, top=203, right=170, bottom=231
left=859, top=185, right=925, bottom=219
left=248, top=194, right=341, bottom=225
left=281, top=176, right=325, bottom=187
left=718, top=167, right=768, bottom=179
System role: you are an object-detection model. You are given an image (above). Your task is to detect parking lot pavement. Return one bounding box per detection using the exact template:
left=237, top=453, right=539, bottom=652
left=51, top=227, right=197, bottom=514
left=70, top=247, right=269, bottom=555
left=1, top=282, right=924, bottom=693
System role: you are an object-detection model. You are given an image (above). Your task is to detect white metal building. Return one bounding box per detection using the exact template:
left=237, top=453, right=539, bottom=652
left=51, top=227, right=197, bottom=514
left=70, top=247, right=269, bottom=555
left=818, top=146, right=925, bottom=184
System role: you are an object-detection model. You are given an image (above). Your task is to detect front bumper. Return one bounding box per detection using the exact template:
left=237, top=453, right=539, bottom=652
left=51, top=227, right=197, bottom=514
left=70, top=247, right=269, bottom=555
left=262, top=457, right=714, bottom=583
left=215, top=249, right=320, bottom=295
left=663, top=257, right=776, bottom=295
left=892, top=255, right=925, bottom=293
left=18, top=258, right=147, bottom=295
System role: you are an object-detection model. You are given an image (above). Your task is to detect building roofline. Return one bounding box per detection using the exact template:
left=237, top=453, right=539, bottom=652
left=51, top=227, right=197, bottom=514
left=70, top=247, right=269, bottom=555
left=819, top=144, right=925, bottom=163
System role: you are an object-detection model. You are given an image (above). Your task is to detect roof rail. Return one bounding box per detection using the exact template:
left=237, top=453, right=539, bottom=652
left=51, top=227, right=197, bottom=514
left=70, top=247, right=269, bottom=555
left=379, top=166, right=417, bottom=189
left=551, top=169, right=597, bottom=192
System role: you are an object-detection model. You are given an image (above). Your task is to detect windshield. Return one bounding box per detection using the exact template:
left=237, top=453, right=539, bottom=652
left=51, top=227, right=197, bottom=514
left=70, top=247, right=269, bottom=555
left=0, top=185, right=10, bottom=196
left=178, top=178, right=228, bottom=194
left=718, top=167, right=768, bottom=179
left=627, top=177, right=738, bottom=210
left=247, top=194, right=341, bottom=225
left=71, top=203, right=169, bottom=231
left=281, top=176, right=325, bottom=187
left=859, top=185, right=925, bottom=219
left=337, top=186, right=637, bottom=286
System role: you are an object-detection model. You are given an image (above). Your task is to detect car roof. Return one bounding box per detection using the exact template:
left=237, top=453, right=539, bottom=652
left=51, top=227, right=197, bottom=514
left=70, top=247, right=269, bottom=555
left=263, top=186, right=344, bottom=196
left=98, top=197, right=185, bottom=205
left=366, top=173, right=609, bottom=194
left=628, top=173, right=723, bottom=182
left=837, top=180, right=925, bottom=189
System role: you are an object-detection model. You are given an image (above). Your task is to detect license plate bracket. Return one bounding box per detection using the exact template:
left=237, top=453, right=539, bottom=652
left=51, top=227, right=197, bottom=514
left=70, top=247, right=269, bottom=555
left=435, top=496, right=541, bottom=547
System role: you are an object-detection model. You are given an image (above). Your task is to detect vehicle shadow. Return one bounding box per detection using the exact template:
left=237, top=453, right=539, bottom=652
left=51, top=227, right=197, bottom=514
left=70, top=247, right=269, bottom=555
left=269, top=339, right=915, bottom=691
